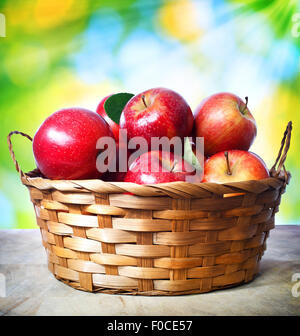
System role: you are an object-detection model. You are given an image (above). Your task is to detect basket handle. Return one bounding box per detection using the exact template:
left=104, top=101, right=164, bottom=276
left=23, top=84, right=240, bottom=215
left=270, top=121, right=292, bottom=181
left=7, top=131, right=33, bottom=178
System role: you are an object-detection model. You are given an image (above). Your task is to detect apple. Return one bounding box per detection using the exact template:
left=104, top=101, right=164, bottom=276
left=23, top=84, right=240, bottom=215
left=119, top=87, right=194, bottom=146
left=202, top=150, right=269, bottom=184
left=96, top=94, right=120, bottom=141
left=194, top=92, right=257, bottom=157
left=33, top=108, right=114, bottom=180
left=124, top=150, right=202, bottom=184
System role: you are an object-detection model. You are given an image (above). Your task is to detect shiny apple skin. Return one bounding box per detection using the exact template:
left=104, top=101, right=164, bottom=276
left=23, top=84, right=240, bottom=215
left=202, top=150, right=269, bottom=183
left=124, top=150, right=201, bottom=184
left=119, top=88, right=194, bottom=146
left=96, top=94, right=120, bottom=142
left=194, top=92, right=257, bottom=157
left=33, top=108, right=114, bottom=180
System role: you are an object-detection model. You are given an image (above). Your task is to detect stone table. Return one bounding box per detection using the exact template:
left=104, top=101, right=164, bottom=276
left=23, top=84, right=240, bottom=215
left=0, top=226, right=299, bottom=316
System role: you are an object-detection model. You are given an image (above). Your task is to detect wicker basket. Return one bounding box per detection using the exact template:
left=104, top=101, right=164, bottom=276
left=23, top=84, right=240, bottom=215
left=7, top=122, right=292, bottom=296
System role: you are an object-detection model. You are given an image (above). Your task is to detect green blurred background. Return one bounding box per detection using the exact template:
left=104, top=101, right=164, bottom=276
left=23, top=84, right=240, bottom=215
left=0, top=0, right=299, bottom=228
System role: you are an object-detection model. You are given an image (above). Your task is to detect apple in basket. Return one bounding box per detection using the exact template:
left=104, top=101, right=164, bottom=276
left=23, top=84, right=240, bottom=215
left=124, top=150, right=202, bottom=184
left=33, top=108, right=114, bottom=180
left=194, top=92, right=257, bottom=157
left=119, top=87, right=194, bottom=146
left=96, top=94, right=121, bottom=142
left=96, top=94, right=132, bottom=182
left=202, top=150, right=269, bottom=189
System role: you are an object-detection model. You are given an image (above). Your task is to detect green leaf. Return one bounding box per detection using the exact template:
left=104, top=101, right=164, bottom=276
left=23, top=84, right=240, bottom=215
left=183, top=137, right=202, bottom=171
left=104, top=92, right=134, bottom=124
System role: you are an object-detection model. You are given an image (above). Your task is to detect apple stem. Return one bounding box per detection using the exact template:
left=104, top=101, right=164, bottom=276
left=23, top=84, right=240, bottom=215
left=141, top=95, right=147, bottom=108
left=241, top=96, right=248, bottom=114
left=224, top=151, right=232, bottom=175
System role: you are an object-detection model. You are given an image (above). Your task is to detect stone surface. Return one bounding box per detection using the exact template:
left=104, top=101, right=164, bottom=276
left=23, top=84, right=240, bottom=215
left=0, top=226, right=299, bottom=316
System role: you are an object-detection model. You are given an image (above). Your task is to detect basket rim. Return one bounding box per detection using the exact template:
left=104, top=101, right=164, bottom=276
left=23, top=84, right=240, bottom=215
left=19, top=169, right=290, bottom=197
left=22, top=169, right=289, bottom=185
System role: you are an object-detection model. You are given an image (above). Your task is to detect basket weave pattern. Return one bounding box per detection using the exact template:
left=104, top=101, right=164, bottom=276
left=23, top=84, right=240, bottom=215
left=7, top=122, right=292, bottom=295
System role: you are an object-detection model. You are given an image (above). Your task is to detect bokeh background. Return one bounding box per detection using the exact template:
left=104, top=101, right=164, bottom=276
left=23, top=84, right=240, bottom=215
left=0, top=0, right=299, bottom=228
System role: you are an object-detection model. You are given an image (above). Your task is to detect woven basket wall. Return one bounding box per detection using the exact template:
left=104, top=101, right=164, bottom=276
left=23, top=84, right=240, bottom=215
left=7, top=122, right=292, bottom=296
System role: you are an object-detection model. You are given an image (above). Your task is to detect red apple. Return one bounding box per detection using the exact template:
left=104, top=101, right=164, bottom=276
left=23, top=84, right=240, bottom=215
left=202, top=150, right=269, bottom=184
left=194, top=92, right=257, bottom=157
left=33, top=108, right=114, bottom=180
left=96, top=94, right=120, bottom=141
left=119, top=88, right=194, bottom=146
left=124, top=150, right=202, bottom=184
